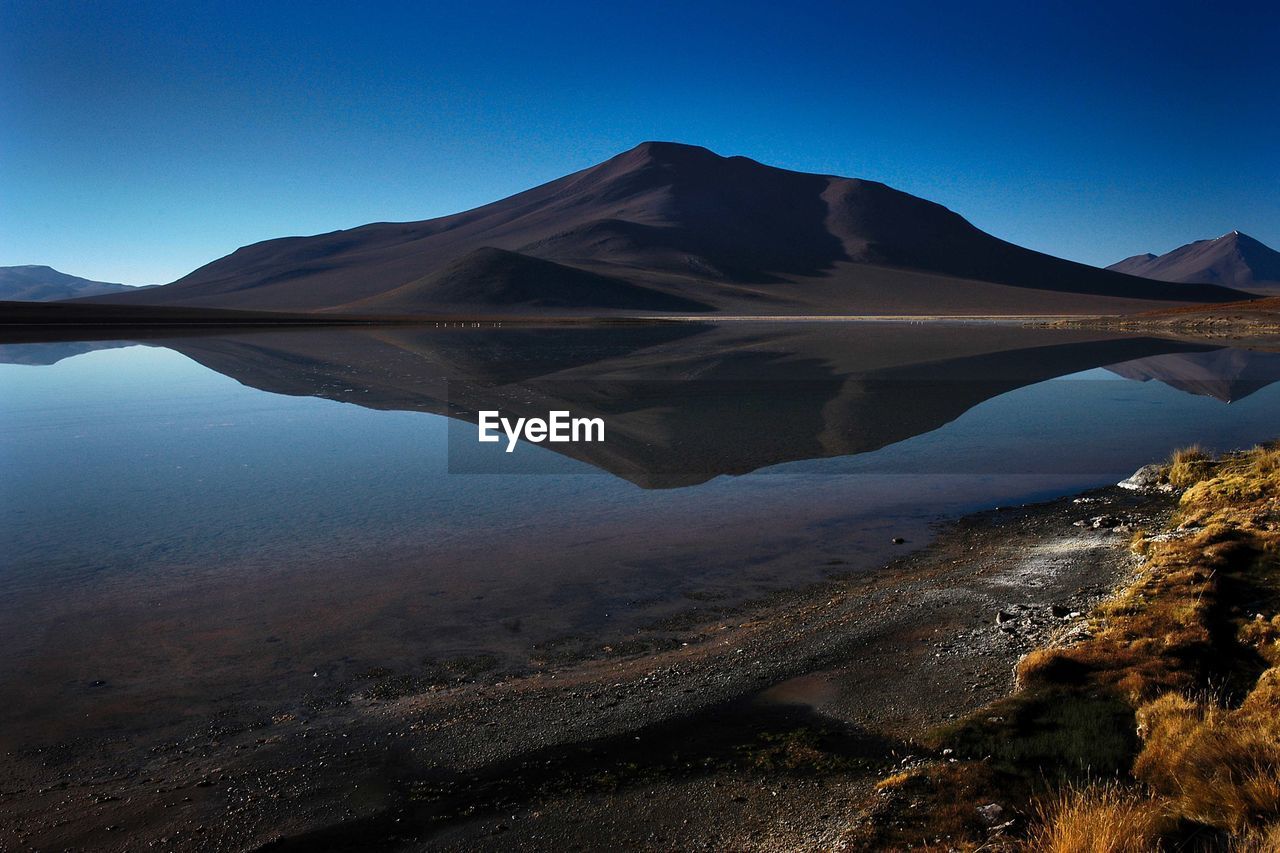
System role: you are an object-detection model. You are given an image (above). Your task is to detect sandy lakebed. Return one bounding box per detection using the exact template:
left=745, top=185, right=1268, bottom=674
left=0, top=476, right=1175, bottom=852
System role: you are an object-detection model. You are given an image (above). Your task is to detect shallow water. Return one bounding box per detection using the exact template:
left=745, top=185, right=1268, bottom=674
left=2, top=323, right=1279, bottom=746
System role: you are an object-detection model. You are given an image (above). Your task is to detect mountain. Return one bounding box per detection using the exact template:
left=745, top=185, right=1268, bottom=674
left=1108, top=231, right=1280, bottom=296
left=86, top=142, right=1249, bottom=316
left=0, top=265, right=149, bottom=301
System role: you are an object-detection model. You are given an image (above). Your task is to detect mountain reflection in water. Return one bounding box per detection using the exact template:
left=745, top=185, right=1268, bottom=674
left=117, top=323, right=1279, bottom=486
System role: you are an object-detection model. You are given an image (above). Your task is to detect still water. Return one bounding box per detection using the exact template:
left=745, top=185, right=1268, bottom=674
left=2, top=323, right=1279, bottom=746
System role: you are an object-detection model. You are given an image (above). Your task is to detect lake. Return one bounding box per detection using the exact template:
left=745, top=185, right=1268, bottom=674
left=3, top=322, right=1280, bottom=752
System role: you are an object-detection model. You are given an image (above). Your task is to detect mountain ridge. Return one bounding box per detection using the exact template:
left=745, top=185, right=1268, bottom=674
left=0, top=265, right=148, bottom=302
left=80, top=142, right=1251, bottom=315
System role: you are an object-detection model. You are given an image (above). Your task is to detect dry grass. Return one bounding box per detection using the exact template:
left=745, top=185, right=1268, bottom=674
left=1014, top=521, right=1245, bottom=703
left=1134, top=685, right=1280, bottom=831
left=1240, top=615, right=1280, bottom=664
left=1167, top=444, right=1212, bottom=489
left=1182, top=442, right=1280, bottom=506
left=861, top=443, right=1280, bottom=851
left=1022, top=784, right=1168, bottom=853
left=840, top=761, right=1006, bottom=851
left=874, top=770, right=915, bottom=791
left=1235, top=821, right=1280, bottom=852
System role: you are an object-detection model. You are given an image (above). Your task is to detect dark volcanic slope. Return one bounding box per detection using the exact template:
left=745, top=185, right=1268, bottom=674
left=0, top=265, right=143, bottom=301
left=345, top=247, right=713, bottom=313
left=91, top=142, right=1248, bottom=315
left=1109, top=231, right=1280, bottom=296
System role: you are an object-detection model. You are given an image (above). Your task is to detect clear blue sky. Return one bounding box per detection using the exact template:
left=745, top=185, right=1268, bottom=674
left=2, top=0, right=1277, bottom=285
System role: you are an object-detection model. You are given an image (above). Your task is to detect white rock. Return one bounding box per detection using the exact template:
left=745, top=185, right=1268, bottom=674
left=1118, top=464, right=1163, bottom=491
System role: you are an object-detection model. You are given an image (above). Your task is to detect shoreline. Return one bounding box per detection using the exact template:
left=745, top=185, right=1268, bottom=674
left=6, top=309, right=1279, bottom=356
left=0, top=298, right=1198, bottom=332
left=0, top=478, right=1176, bottom=850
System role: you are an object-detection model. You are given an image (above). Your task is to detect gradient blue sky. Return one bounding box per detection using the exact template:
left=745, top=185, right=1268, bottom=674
left=2, top=0, right=1277, bottom=285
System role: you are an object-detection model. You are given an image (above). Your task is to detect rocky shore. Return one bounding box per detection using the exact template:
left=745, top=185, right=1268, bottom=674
left=0, top=482, right=1179, bottom=851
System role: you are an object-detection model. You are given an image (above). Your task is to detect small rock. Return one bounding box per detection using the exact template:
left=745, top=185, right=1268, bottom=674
left=976, top=803, right=1005, bottom=826
left=996, top=611, right=1016, bottom=624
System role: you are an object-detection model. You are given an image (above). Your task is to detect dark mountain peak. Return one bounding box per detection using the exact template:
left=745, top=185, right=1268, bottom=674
left=603, top=141, right=810, bottom=189
left=624, top=140, right=722, bottom=164
left=592, top=142, right=729, bottom=188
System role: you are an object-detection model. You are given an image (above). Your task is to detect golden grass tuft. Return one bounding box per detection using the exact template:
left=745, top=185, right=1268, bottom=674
left=874, top=769, right=915, bottom=791
left=1166, top=445, right=1213, bottom=489
left=1134, top=677, right=1280, bottom=831
left=1022, top=784, right=1168, bottom=853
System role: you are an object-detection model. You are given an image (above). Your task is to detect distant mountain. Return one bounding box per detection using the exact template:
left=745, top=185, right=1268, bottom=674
left=0, top=265, right=150, bottom=301
left=83, top=142, right=1248, bottom=316
left=1108, top=231, right=1280, bottom=296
